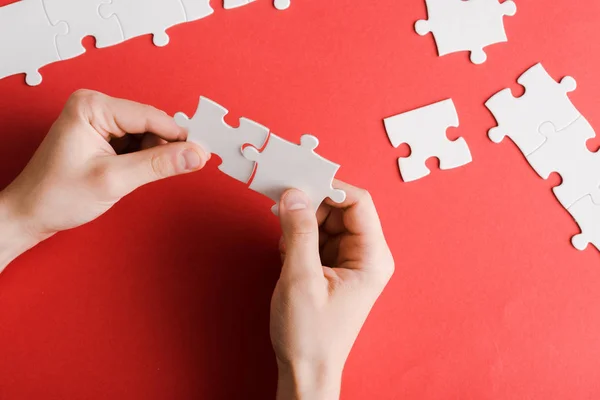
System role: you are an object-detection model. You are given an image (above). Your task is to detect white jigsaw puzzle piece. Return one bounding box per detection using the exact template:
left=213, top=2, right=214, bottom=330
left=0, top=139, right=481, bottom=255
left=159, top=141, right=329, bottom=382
left=99, top=0, right=186, bottom=47
left=175, top=97, right=269, bottom=184
left=527, top=117, right=600, bottom=209
left=224, top=0, right=256, bottom=10
left=0, top=0, right=68, bottom=86
left=242, top=134, right=346, bottom=215
left=415, top=0, right=517, bottom=64
left=486, top=63, right=580, bottom=156
left=43, top=0, right=124, bottom=60
left=384, top=99, right=472, bottom=182
left=569, top=195, right=600, bottom=252
left=180, top=0, right=214, bottom=21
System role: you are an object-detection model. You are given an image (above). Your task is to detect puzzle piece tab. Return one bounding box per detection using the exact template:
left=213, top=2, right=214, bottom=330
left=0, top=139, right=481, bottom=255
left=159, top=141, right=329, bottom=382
left=569, top=196, right=600, bottom=252
left=99, top=0, right=186, bottom=47
left=43, top=0, right=124, bottom=60
left=527, top=117, right=600, bottom=209
left=384, top=99, right=472, bottom=182
left=486, top=63, right=580, bottom=156
left=0, top=0, right=68, bottom=86
left=415, top=0, right=517, bottom=64
left=243, top=134, right=346, bottom=215
left=175, top=97, right=269, bottom=184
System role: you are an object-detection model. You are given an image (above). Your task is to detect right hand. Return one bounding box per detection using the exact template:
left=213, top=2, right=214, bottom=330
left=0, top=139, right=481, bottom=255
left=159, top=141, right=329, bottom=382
left=271, top=181, right=395, bottom=400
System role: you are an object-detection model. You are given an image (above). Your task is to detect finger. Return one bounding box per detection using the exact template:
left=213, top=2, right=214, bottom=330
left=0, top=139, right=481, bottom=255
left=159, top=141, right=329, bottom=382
left=140, top=133, right=168, bottom=150
left=68, top=90, right=187, bottom=143
left=98, top=141, right=209, bottom=198
left=324, top=180, right=384, bottom=238
left=279, top=189, right=323, bottom=280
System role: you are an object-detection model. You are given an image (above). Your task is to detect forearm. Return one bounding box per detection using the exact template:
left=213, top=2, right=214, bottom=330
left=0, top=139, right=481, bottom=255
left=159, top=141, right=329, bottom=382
left=0, top=191, right=42, bottom=272
left=276, top=361, right=343, bottom=400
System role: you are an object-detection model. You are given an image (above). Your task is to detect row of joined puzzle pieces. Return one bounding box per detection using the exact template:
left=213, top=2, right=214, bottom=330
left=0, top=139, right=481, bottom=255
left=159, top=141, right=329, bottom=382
left=0, top=0, right=288, bottom=86
left=174, top=97, right=345, bottom=215
left=486, top=63, right=600, bottom=252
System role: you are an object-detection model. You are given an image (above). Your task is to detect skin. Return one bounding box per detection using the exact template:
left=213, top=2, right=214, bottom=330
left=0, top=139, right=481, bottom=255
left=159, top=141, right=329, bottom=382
left=0, top=90, right=395, bottom=399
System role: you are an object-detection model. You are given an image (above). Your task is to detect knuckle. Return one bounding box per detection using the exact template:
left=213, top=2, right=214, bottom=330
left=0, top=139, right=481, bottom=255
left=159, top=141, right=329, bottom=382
left=290, top=216, right=316, bottom=237
left=150, top=152, right=175, bottom=179
left=358, top=188, right=373, bottom=204
left=68, top=89, right=102, bottom=111
left=88, top=163, right=122, bottom=198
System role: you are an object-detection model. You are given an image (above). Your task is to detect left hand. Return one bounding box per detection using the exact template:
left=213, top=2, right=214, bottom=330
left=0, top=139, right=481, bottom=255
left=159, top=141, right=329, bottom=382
left=0, top=89, right=209, bottom=270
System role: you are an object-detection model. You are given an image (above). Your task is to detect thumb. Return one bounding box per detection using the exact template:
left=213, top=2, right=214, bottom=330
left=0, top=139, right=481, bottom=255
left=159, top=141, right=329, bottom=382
left=279, top=189, right=323, bottom=279
left=103, top=142, right=209, bottom=197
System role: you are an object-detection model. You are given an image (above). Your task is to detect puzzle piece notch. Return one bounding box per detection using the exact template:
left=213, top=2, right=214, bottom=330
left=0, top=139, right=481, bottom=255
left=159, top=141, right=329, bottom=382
left=99, top=0, right=187, bottom=47
left=486, top=63, right=580, bottom=156
left=43, top=0, right=124, bottom=60
left=243, top=134, right=346, bottom=215
left=384, top=99, right=472, bottom=182
left=569, top=196, right=600, bottom=252
left=415, top=0, right=517, bottom=64
left=527, top=117, right=600, bottom=209
left=0, top=0, right=68, bottom=86
left=174, top=97, right=269, bottom=184
left=180, top=0, right=214, bottom=21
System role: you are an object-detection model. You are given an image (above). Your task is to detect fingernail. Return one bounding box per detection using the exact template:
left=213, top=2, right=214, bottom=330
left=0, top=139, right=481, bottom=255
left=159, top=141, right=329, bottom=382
left=283, top=190, right=309, bottom=211
left=181, top=149, right=201, bottom=171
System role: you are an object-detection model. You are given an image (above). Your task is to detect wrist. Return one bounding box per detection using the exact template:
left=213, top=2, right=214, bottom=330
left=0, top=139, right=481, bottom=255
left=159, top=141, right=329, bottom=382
left=276, top=360, right=343, bottom=400
left=0, top=190, right=47, bottom=272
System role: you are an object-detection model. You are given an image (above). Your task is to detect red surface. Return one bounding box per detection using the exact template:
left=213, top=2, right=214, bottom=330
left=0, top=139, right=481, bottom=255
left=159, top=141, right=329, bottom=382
left=1, top=1, right=600, bottom=398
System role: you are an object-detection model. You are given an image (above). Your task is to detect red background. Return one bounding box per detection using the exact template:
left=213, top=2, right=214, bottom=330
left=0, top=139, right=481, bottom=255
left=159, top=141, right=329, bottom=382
left=1, top=0, right=600, bottom=398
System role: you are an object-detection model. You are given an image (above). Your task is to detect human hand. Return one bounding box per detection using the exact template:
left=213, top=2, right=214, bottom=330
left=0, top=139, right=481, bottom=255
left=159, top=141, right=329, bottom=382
left=270, top=181, right=395, bottom=400
left=0, top=90, right=209, bottom=271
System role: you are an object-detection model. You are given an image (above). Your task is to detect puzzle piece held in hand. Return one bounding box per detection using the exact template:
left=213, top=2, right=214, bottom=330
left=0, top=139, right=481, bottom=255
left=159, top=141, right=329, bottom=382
left=384, top=99, right=472, bottom=182
left=569, top=196, right=600, bottom=252
left=99, top=0, right=187, bottom=47
left=527, top=117, right=600, bottom=209
left=243, top=134, right=346, bottom=215
left=43, top=0, right=124, bottom=60
left=415, top=0, right=517, bottom=64
left=486, top=63, right=580, bottom=156
left=175, top=97, right=269, bottom=184
left=0, top=0, right=68, bottom=86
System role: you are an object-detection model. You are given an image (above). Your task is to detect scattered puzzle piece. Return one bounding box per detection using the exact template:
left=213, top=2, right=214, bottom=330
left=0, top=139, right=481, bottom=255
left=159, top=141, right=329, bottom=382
left=175, top=97, right=269, bottom=184
left=384, top=99, right=472, bottom=182
left=99, top=0, right=187, bottom=47
left=415, top=0, right=517, bottom=64
left=486, top=63, right=580, bottom=156
left=43, top=0, right=124, bottom=60
left=243, top=134, right=346, bottom=215
left=569, top=195, right=600, bottom=252
left=0, top=0, right=68, bottom=86
left=527, top=117, right=600, bottom=209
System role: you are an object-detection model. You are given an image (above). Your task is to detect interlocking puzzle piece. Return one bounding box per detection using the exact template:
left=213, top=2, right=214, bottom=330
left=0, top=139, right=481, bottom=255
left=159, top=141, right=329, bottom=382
left=43, top=0, right=124, bottom=60
left=224, top=0, right=255, bottom=10
left=180, top=0, right=214, bottom=21
left=384, top=99, right=472, bottom=182
left=527, top=117, right=600, bottom=209
left=274, top=0, right=291, bottom=10
left=415, top=0, right=517, bottom=64
left=569, top=196, right=600, bottom=252
left=0, top=0, right=68, bottom=86
left=486, top=63, right=580, bottom=156
left=242, top=134, right=346, bottom=215
left=175, top=97, right=269, bottom=184
left=99, top=0, right=186, bottom=47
